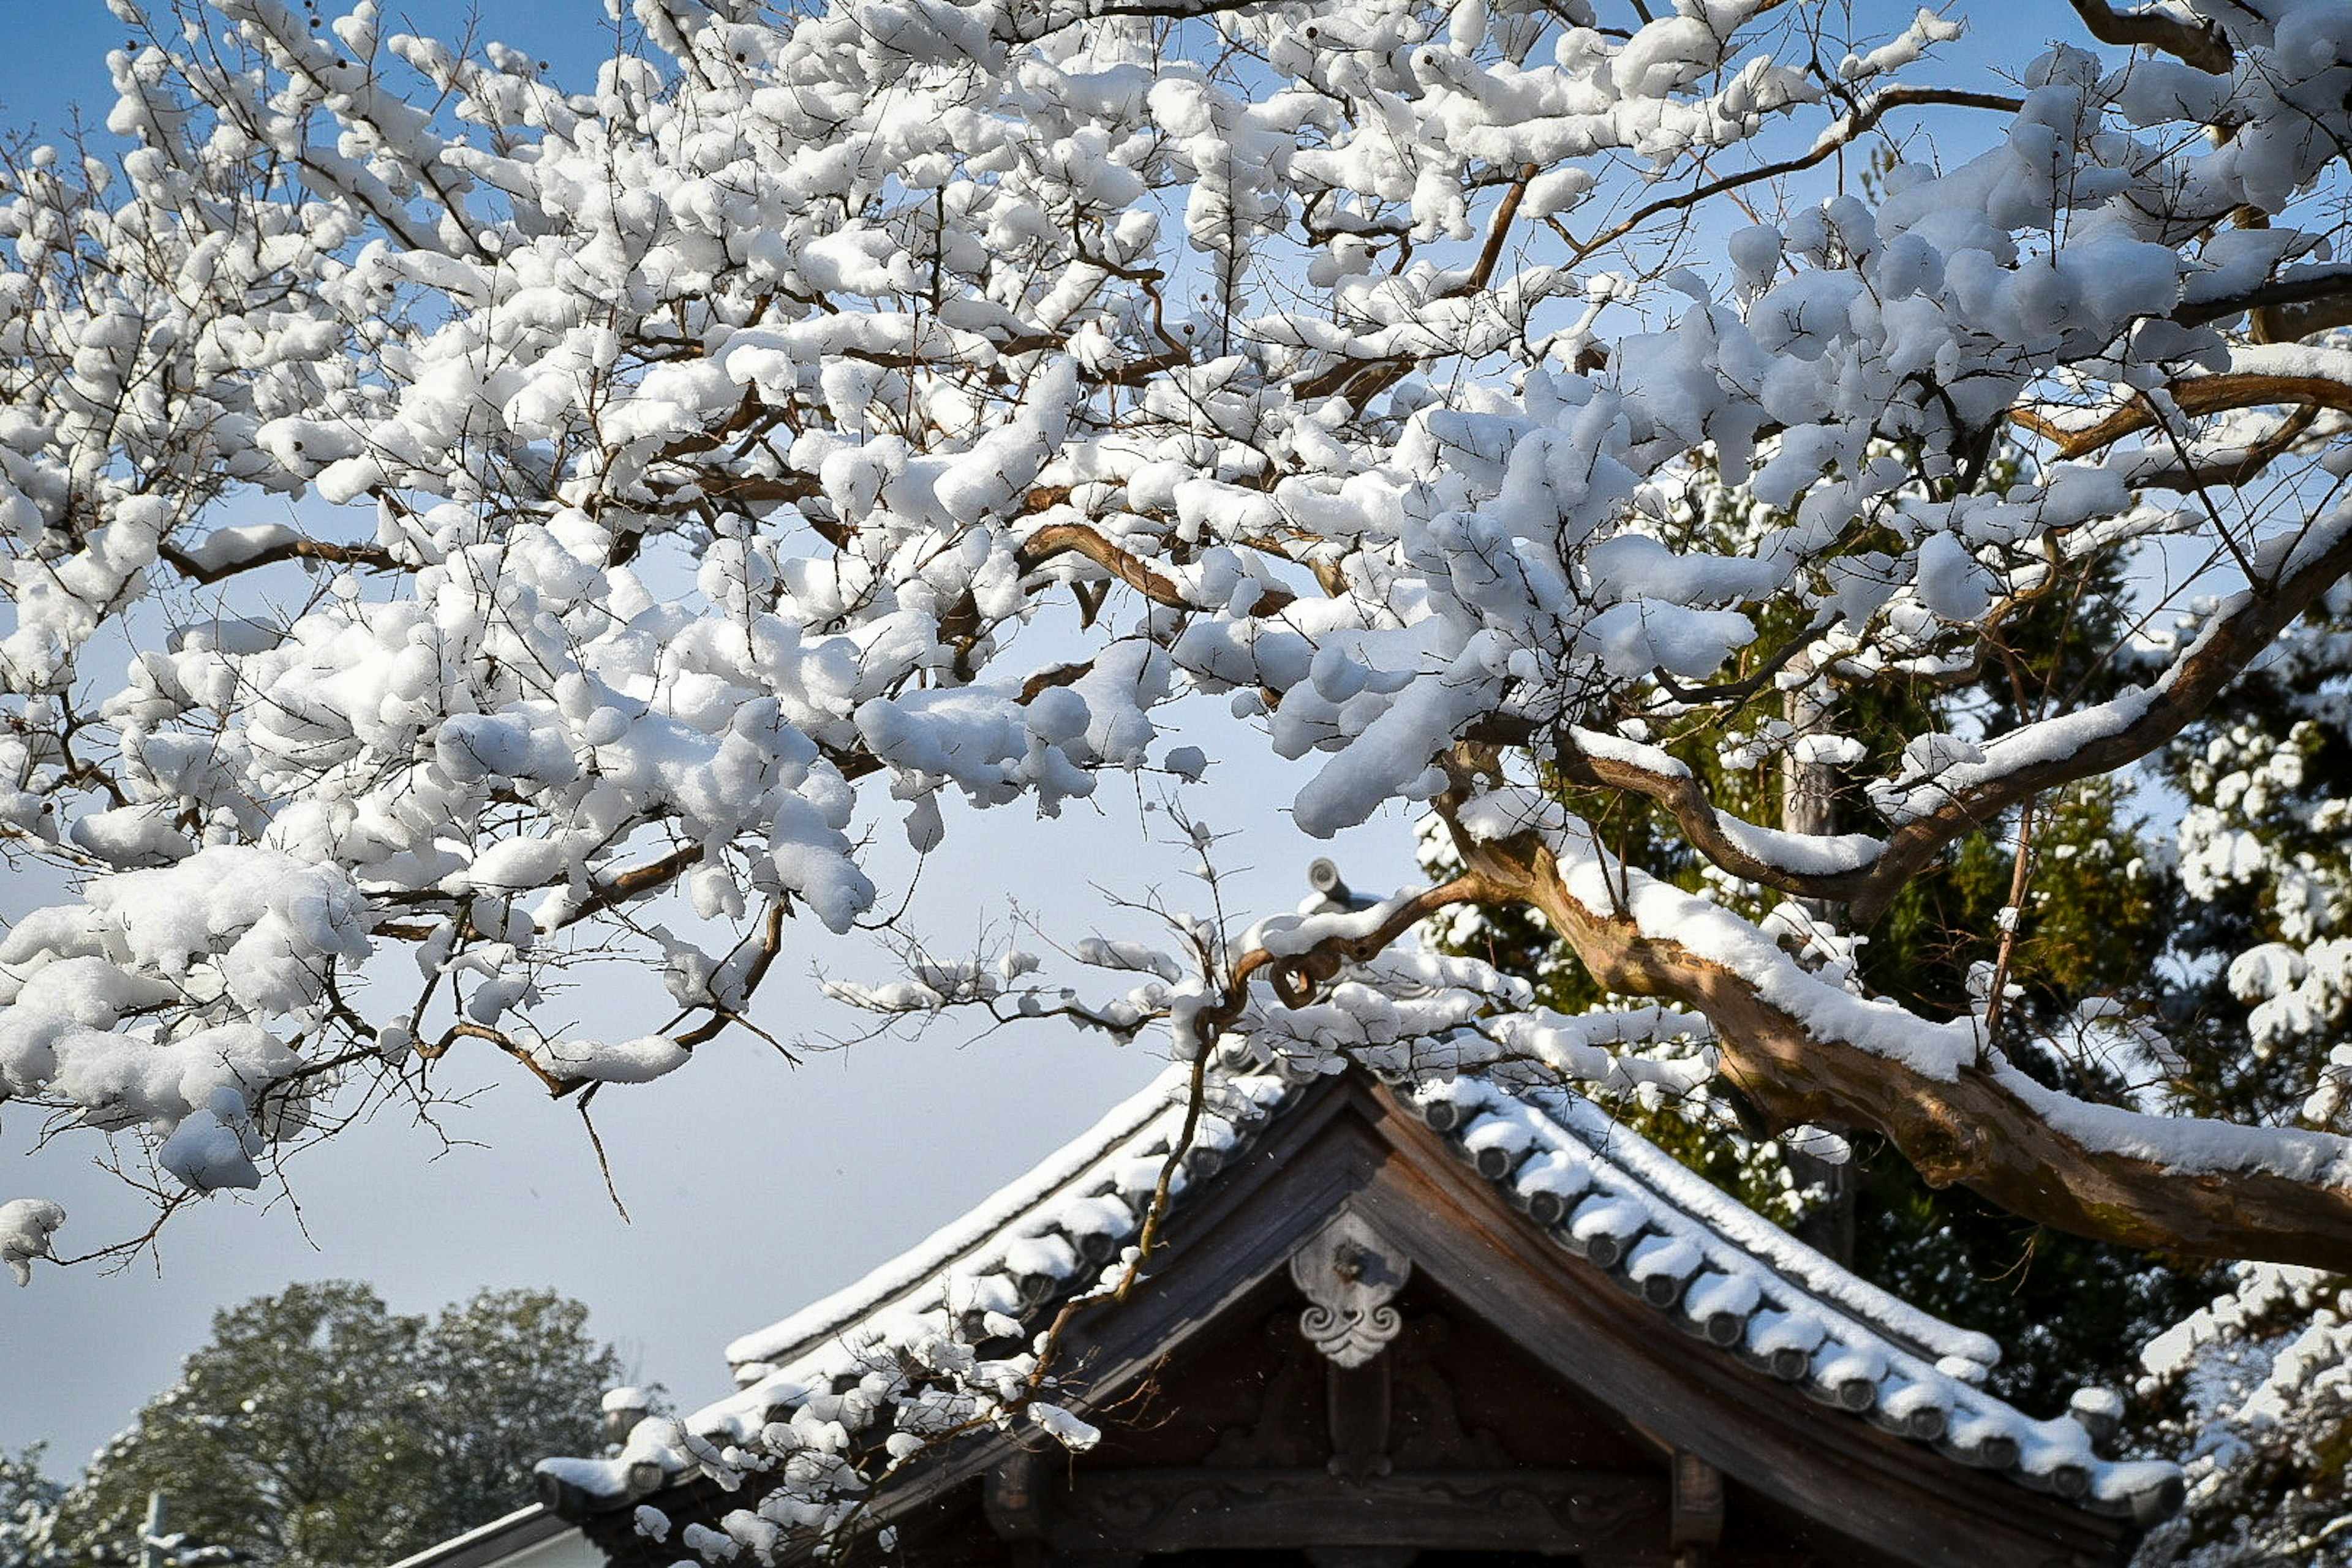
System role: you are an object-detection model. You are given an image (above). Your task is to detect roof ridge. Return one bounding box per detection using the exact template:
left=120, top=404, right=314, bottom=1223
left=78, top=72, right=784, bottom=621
left=545, top=1054, right=2183, bottom=1536
left=718, top=1061, right=1198, bottom=1374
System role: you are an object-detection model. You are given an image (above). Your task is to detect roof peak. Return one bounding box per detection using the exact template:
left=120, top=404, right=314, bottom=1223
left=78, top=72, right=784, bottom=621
left=543, top=1054, right=2183, bottom=1536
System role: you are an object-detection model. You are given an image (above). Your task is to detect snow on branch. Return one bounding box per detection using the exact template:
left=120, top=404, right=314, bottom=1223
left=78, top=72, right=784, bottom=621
left=1440, top=779, right=2352, bottom=1268
left=2, top=0, right=2352, bottom=1292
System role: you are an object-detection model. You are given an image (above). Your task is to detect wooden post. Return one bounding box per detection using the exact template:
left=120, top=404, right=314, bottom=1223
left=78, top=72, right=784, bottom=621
left=1326, top=1359, right=1393, bottom=1482
left=1671, top=1449, right=1725, bottom=1561
left=1783, top=681, right=1856, bottom=1265
left=983, top=1449, right=1046, bottom=1542
left=984, top=1451, right=1048, bottom=1568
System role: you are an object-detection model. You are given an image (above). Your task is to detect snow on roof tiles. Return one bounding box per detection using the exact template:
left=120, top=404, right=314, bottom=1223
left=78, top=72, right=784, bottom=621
left=543, top=1055, right=2184, bottom=1537
left=718, top=1068, right=1189, bottom=1375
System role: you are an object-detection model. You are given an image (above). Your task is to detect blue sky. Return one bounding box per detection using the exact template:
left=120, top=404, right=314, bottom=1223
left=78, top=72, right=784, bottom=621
left=0, top=5, right=615, bottom=143
left=0, top=12, right=131, bottom=145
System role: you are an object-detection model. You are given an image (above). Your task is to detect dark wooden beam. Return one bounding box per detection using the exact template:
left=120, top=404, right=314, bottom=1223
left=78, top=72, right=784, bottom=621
left=1046, top=1467, right=1668, bottom=1555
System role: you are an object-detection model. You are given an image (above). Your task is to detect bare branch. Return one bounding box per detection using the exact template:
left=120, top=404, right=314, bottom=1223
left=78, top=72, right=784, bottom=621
left=1575, top=87, right=2026, bottom=263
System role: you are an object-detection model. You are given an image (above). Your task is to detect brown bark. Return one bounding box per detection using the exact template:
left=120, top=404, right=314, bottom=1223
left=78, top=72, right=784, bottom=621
left=1019, top=520, right=1298, bottom=617
left=1438, top=776, right=2352, bottom=1272
left=2015, top=372, right=2352, bottom=461
left=159, top=537, right=407, bottom=584
left=2067, top=0, right=2233, bottom=75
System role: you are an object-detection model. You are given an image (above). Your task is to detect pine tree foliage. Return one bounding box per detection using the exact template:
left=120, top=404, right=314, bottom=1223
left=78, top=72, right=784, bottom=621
left=2113, top=598, right=2352, bottom=1567
left=43, top=1283, right=621, bottom=1568
left=2131, top=1267, right=2352, bottom=1567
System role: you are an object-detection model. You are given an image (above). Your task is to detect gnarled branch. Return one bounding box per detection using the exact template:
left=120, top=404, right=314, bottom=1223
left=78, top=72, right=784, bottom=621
left=1018, top=521, right=1299, bottom=617
left=2014, top=372, right=2352, bottom=460
left=2067, top=0, right=2233, bottom=75
left=159, top=537, right=408, bottom=585
left=1440, top=779, right=2352, bottom=1270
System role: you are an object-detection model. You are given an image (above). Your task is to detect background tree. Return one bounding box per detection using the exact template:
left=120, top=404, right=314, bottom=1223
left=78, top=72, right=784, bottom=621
left=0, top=1447, right=64, bottom=1568
left=1420, top=461, right=2228, bottom=1413
left=43, top=1283, right=621, bottom=1568
left=2113, top=591, right=2352, bottom=1567
left=2126, top=1267, right=2352, bottom=1567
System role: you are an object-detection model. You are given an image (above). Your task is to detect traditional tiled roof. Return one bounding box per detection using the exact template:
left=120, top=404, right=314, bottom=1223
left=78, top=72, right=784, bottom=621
left=539, top=1057, right=2184, bottom=1529
left=383, top=1505, right=584, bottom=1568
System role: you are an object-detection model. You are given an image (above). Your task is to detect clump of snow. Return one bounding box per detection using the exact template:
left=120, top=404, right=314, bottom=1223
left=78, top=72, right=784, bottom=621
left=0, top=1198, right=64, bottom=1286
left=526, top=1035, right=692, bottom=1086
left=1030, top=1403, right=1102, bottom=1450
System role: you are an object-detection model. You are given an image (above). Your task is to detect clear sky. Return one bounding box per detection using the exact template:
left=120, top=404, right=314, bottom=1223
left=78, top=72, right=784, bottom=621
left=0, top=0, right=1412, bottom=1479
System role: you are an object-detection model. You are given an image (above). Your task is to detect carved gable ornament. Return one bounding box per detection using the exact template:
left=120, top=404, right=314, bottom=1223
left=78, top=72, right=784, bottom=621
left=1290, top=1209, right=1411, bottom=1367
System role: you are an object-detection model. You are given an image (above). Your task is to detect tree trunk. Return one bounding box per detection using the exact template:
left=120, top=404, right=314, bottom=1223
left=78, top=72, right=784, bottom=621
left=1780, top=684, right=1855, bottom=1266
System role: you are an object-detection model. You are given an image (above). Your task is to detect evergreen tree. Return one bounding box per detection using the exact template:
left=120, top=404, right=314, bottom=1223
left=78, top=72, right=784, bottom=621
left=2122, top=602, right=2352, bottom=1567
left=44, top=1283, right=620, bottom=1568
left=1422, top=461, right=2223, bottom=1413
left=0, top=1448, right=63, bottom=1568
left=2131, top=1267, right=2352, bottom=1567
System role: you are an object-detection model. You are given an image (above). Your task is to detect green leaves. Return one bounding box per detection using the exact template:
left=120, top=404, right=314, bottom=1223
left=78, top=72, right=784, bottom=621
left=43, top=1283, right=620, bottom=1568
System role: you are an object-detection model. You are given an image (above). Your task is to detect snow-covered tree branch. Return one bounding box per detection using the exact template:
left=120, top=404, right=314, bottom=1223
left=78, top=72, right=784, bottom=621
left=6, top=0, right=2352, bottom=1286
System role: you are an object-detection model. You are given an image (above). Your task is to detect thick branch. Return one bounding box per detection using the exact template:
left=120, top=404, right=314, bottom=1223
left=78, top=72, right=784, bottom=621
left=2015, top=373, right=2352, bottom=459
left=2109, top=404, right=2322, bottom=492
left=159, top=537, right=407, bottom=585
left=1550, top=731, right=1881, bottom=900
left=1552, top=513, right=2352, bottom=923
left=2067, top=0, right=2233, bottom=75
left=1018, top=521, right=1297, bottom=616
left=1225, top=873, right=1501, bottom=1013
left=426, top=1020, right=578, bottom=1095
left=1443, top=787, right=2352, bottom=1270
left=550, top=844, right=706, bottom=930
left=2174, top=266, right=2352, bottom=333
